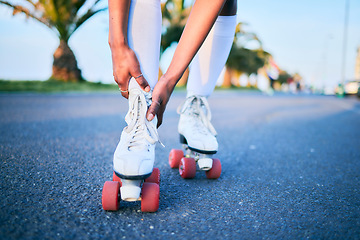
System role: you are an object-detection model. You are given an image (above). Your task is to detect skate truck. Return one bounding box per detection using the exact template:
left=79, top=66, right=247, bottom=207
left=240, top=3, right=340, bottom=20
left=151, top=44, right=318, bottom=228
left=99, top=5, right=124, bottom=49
left=169, top=135, right=221, bottom=179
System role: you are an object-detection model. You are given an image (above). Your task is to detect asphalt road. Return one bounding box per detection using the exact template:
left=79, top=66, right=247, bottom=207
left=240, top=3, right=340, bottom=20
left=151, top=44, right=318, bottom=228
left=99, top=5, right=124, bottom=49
left=1, top=91, right=359, bottom=239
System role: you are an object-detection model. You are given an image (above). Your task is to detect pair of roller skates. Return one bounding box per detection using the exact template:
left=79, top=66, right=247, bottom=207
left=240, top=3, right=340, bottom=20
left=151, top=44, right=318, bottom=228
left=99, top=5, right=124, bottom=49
left=102, top=82, right=220, bottom=212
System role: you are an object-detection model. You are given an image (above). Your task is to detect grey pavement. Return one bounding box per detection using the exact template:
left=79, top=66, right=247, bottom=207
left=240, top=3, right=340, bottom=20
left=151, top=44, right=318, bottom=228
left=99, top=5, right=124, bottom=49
left=0, top=90, right=359, bottom=239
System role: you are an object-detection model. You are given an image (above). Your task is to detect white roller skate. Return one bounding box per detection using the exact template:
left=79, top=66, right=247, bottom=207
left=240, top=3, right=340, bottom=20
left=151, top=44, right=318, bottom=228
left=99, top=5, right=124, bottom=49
left=102, top=79, right=161, bottom=212
left=169, top=95, right=221, bottom=179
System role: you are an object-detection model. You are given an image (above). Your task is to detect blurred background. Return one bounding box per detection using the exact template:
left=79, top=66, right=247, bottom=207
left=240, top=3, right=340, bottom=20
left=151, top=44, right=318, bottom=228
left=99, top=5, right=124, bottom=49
left=0, top=0, right=359, bottom=95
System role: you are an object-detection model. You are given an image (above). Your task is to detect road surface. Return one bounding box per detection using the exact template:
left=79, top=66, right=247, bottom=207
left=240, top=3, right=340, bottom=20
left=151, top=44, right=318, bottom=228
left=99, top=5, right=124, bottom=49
left=0, top=91, right=359, bottom=239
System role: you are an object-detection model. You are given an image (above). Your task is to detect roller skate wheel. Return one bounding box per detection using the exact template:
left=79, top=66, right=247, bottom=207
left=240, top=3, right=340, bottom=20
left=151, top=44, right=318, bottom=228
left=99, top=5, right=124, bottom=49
left=169, top=149, right=184, bottom=168
left=102, top=181, right=120, bottom=211
left=205, top=158, right=221, bottom=179
left=145, top=168, right=160, bottom=184
left=112, top=172, right=122, bottom=186
left=179, top=157, right=196, bottom=179
left=141, top=182, right=160, bottom=212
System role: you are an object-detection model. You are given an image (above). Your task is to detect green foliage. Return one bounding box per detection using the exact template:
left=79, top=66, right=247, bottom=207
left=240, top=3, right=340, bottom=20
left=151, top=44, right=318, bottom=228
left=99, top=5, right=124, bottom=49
left=0, top=79, right=118, bottom=92
left=161, top=24, right=184, bottom=52
left=161, top=0, right=190, bottom=52
left=226, top=46, right=268, bottom=75
left=276, top=71, right=293, bottom=84
left=226, top=23, right=270, bottom=75
left=0, top=0, right=107, bottom=42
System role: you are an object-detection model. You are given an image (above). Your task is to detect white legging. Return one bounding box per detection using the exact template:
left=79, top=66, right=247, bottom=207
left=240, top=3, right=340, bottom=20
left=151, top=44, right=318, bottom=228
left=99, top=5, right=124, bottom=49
left=127, top=0, right=236, bottom=96
left=127, top=0, right=162, bottom=89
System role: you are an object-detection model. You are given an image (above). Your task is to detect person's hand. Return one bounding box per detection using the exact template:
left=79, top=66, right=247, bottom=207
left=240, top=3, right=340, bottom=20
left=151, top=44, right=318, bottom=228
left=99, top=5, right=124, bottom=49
left=146, top=76, right=176, bottom=128
left=111, top=44, right=150, bottom=98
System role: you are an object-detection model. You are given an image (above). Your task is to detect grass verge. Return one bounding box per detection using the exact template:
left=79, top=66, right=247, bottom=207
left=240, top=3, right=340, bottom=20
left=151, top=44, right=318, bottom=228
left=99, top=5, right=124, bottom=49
left=0, top=79, right=260, bottom=93
left=0, top=80, right=119, bottom=93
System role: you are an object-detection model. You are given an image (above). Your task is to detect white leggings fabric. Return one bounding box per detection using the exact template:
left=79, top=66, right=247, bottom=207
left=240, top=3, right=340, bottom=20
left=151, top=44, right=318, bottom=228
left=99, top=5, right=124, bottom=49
left=127, top=0, right=161, bottom=88
left=186, top=15, right=237, bottom=97
left=128, top=0, right=236, bottom=95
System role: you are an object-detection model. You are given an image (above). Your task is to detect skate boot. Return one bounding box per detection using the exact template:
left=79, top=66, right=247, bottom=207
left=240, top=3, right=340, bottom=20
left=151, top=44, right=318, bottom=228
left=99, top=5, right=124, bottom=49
left=102, top=78, right=161, bottom=212
left=168, top=95, right=221, bottom=179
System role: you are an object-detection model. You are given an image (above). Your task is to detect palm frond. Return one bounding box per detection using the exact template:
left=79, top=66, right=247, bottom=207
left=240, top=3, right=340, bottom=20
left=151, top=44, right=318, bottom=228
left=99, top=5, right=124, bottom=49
left=71, top=7, right=107, bottom=35
left=73, top=0, right=87, bottom=14
left=1, top=0, right=109, bottom=42
left=0, top=0, right=53, bottom=29
left=23, top=0, right=36, bottom=8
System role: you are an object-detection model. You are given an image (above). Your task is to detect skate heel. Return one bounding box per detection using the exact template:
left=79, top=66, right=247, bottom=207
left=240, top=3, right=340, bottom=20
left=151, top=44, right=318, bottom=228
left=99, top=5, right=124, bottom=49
left=198, top=157, right=213, bottom=171
left=120, top=180, right=141, bottom=201
left=179, top=134, right=187, bottom=144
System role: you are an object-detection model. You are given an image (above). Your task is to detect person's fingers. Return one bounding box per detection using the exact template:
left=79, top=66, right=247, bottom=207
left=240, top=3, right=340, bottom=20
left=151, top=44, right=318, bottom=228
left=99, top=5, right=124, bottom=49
left=147, top=99, right=161, bottom=122
left=156, top=104, right=166, bottom=128
left=119, top=86, right=129, bottom=98
left=134, top=73, right=151, bottom=92
left=114, top=74, right=130, bottom=99
left=128, top=52, right=150, bottom=92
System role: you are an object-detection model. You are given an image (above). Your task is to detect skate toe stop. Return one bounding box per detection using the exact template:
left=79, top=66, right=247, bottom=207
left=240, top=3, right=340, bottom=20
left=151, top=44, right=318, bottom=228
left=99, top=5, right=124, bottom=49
left=120, top=180, right=141, bottom=201
left=198, top=158, right=213, bottom=171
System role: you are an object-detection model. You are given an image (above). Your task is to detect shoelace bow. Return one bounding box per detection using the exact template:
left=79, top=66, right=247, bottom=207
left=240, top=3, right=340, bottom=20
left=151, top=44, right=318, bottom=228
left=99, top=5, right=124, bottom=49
left=177, top=96, right=217, bottom=136
left=125, top=91, right=161, bottom=151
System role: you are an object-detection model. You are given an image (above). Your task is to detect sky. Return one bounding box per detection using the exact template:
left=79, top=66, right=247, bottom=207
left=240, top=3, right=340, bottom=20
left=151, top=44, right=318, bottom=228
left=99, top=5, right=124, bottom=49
left=0, top=0, right=359, bottom=90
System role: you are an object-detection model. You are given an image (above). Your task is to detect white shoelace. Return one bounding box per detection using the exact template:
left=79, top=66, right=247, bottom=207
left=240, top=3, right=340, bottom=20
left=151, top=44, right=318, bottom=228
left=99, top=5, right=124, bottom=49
left=177, top=96, right=217, bottom=136
left=124, top=91, right=161, bottom=151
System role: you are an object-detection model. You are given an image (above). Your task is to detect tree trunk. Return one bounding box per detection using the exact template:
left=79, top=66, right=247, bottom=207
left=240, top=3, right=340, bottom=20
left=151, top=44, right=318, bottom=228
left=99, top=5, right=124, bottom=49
left=52, top=40, right=83, bottom=82
left=158, top=67, right=163, bottom=80
left=176, top=67, right=189, bottom=87
left=222, top=67, right=233, bottom=88
left=233, top=71, right=243, bottom=87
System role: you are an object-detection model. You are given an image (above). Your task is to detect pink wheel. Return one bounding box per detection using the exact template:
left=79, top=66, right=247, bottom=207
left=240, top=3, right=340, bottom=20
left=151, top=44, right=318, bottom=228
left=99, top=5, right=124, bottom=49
left=102, top=181, right=120, bottom=211
left=205, top=158, right=221, bottom=179
left=179, top=157, right=196, bottom=179
left=145, top=168, right=160, bottom=184
left=112, top=172, right=122, bottom=186
left=169, top=149, right=183, bottom=168
left=141, top=182, right=159, bottom=212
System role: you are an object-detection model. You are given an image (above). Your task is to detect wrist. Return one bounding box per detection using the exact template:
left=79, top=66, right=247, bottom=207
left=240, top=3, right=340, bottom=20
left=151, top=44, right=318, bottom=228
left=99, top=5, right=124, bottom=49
left=160, top=72, right=178, bottom=93
left=108, top=37, right=128, bottom=50
left=163, top=60, right=189, bottom=88
left=109, top=41, right=131, bottom=59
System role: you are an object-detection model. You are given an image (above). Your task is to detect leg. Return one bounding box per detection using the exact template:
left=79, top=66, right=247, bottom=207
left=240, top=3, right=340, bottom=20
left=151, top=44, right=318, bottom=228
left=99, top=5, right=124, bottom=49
left=113, top=0, right=162, bottom=184
left=178, top=0, right=236, bottom=156
left=127, top=0, right=161, bottom=88
left=219, top=0, right=237, bottom=16
left=186, top=0, right=237, bottom=97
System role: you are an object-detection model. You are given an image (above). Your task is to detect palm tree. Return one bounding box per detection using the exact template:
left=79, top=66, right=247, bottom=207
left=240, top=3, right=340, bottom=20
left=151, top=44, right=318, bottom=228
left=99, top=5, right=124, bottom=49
left=223, top=22, right=270, bottom=88
left=160, top=0, right=190, bottom=86
left=161, top=0, right=190, bottom=52
left=0, top=0, right=106, bottom=82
